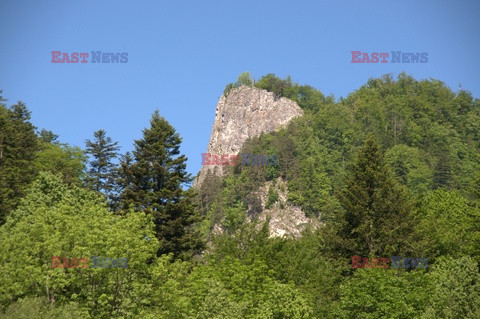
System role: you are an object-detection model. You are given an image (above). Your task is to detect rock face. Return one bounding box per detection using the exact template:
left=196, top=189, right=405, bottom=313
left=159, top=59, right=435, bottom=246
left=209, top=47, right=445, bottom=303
left=210, top=177, right=320, bottom=238
left=195, top=86, right=304, bottom=187
left=255, top=177, right=320, bottom=238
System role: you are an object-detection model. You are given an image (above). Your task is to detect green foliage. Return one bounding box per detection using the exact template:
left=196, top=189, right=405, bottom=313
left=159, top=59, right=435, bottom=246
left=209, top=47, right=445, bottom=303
left=254, top=73, right=330, bottom=112
left=384, top=144, right=432, bottom=193
left=145, top=253, right=314, bottom=319
left=335, top=268, right=431, bottom=318
left=237, top=71, right=253, bottom=87
left=223, top=72, right=254, bottom=96
left=414, top=189, right=480, bottom=262
left=335, top=134, right=414, bottom=257
left=222, top=200, right=247, bottom=234
left=265, top=230, right=346, bottom=318
left=265, top=186, right=278, bottom=209
left=35, top=140, right=86, bottom=184
left=254, top=74, right=293, bottom=99
left=39, top=128, right=59, bottom=143
left=198, top=73, right=480, bottom=317
left=2, top=73, right=480, bottom=317
left=0, top=297, right=87, bottom=319
left=84, top=129, right=120, bottom=200
left=0, top=172, right=158, bottom=317
left=423, top=256, right=480, bottom=318
left=118, top=110, right=203, bottom=259
left=287, top=139, right=339, bottom=217
left=0, top=100, right=38, bottom=224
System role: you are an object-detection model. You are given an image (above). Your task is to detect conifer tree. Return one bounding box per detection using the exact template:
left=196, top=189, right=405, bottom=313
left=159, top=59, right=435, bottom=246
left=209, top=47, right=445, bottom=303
left=336, top=134, right=414, bottom=257
left=38, top=129, right=59, bottom=143
left=0, top=98, right=38, bottom=224
left=85, top=129, right=120, bottom=201
left=118, top=110, right=203, bottom=258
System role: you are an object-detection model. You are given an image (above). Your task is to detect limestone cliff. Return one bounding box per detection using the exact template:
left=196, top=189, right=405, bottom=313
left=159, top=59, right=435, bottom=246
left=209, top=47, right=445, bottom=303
left=195, top=85, right=315, bottom=238
left=195, top=86, right=304, bottom=187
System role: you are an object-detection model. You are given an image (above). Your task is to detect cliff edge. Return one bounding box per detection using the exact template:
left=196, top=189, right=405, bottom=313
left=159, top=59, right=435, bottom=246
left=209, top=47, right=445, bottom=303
left=195, top=86, right=304, bottom=187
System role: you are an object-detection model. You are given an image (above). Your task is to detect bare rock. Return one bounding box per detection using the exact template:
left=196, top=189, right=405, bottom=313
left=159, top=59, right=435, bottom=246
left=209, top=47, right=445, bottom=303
left=195, top=86, right=304, bottom=187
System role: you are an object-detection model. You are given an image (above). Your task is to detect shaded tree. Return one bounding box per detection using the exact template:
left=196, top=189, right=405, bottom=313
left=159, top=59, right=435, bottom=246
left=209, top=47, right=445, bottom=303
left=335, top=134, right=414, bottom=257
left=118, top=110, right=203, bottom=258
left=85, top=129, right=120, bottom=202
left=38, top=129, right=59, bottom=144
left=0, top=98, right=38, bottom=224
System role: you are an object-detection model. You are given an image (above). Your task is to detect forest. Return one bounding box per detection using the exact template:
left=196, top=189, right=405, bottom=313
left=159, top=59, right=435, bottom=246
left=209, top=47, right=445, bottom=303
left=1, top=72, right=479, bottom=318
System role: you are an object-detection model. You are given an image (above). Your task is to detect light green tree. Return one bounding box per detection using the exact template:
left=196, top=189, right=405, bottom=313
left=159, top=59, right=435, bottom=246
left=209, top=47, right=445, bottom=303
left=35, top=141, right=86, bottom=184
left=414, top=189, right=480, bottom=262
left=236, top=72, right=253, bottom=87
left=422, top=256, right=480, bottom=318
left=0, top=172, right=158, bottom=318
left=335, top=268, right=431, bottom=318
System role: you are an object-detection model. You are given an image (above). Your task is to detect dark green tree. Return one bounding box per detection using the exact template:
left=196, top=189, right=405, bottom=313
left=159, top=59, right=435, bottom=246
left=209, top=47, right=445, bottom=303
left=254, top=73, right=293, bottom=98
left=335, top=134, right=414, bottom=257
left=118, top=110, right=203, bottom=258
left=85, top=129, right=120, bottom=201
left=38, top=129, right=59, bottom=144
left=0, top=98, right=38, bottom=224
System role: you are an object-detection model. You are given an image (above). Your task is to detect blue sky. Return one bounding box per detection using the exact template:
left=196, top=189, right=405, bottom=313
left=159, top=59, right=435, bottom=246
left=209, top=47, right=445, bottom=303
left=1, top=0, right=479, bottom=178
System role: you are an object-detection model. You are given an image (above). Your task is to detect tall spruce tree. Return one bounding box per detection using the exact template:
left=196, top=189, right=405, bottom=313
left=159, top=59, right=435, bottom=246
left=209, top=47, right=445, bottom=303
left=0, top=97, right=38, bottom=224
left=38, top=129, right=59, bottom=144
left=118, top=110, right=203, bottom=258
left=335, top=134, right=414, bottom=257
left=85, top=129, right=120, bottom=201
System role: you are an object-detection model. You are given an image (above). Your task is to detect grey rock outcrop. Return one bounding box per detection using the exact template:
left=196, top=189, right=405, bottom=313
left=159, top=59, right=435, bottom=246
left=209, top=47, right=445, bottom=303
left=211, top=177, right=320, bottom=238
left=255, top=177, right=320, bottom=238
left=195, top=86, right=304, bottom=187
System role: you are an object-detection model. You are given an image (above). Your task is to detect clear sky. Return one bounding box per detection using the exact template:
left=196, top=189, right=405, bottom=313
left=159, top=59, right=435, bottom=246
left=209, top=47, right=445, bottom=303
left=1, top=0, right=479, bottom=178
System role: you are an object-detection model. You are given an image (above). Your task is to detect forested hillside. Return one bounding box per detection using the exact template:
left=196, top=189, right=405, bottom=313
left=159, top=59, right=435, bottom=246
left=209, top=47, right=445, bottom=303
left=1, top=73, right=480, bottom=318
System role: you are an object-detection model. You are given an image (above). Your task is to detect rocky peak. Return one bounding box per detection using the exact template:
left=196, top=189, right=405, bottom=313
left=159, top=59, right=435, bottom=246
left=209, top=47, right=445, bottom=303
left=195, top=86, right=304, bottom=187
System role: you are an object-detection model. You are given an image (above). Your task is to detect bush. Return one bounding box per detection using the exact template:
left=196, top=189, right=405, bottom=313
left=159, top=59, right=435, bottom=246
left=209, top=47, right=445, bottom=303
left=223, top=72, right=253, bottom=97
left=265, top=187, right=279, bottom=209
left=0, top=297, right=88, bottom=319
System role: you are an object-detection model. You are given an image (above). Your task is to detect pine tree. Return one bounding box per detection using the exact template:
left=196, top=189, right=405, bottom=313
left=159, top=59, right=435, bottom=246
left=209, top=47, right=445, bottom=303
left=85, top=129, right=120, bottom=201
left=0, top=98, right=38, bottom=224
left=335, top=134, right=414, bottom=257
left=118, top=110, right=203, bottom=258
left=38, top=129, right=59, bottom=143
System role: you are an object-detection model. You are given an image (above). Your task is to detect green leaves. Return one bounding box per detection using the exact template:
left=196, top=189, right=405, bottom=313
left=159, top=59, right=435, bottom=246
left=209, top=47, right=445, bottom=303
left=223, top=72, right=254, bottom=97
left=0, top=172, right=158, bottom=317
left=385, top=144, right=432, bottom=193
left=154, top=256, right=314, bottom=319
left=414, top=189, right=480, bottom=261
left=336, top=268, right=431, bottom=318
left=423, top=256, right=480, bottom=318
left=35, top=141, right=86, bottom=185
